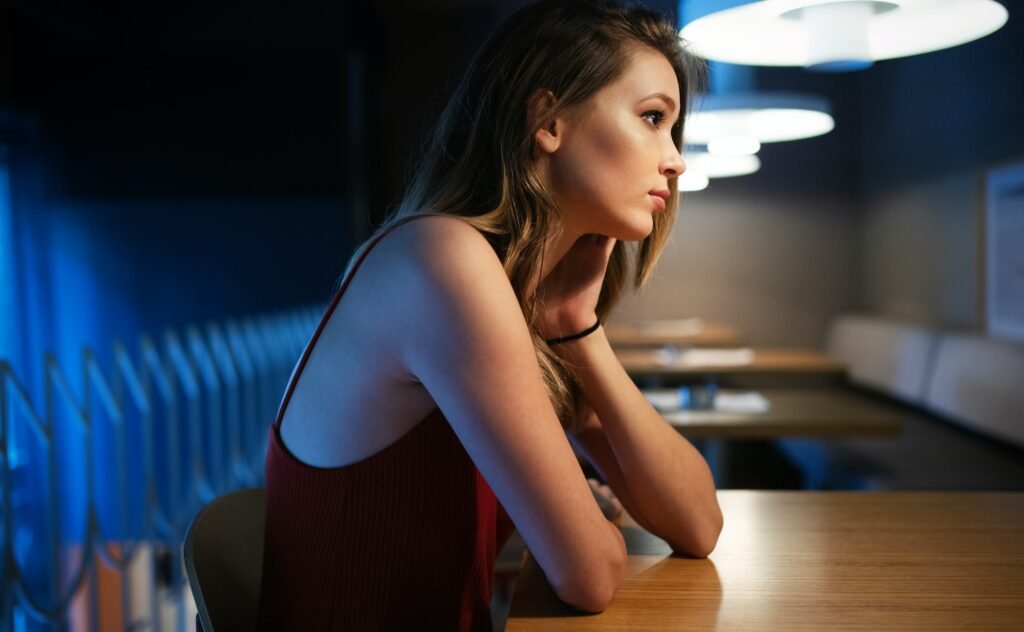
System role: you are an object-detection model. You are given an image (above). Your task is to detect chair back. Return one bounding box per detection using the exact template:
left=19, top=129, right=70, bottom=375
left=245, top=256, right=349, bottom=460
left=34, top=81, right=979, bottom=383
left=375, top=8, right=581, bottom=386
left=184, top=488, right=266, bottom=632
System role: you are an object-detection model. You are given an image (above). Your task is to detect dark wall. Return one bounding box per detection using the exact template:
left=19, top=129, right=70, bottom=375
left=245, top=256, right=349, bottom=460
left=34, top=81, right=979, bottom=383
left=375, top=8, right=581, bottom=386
left=1, top=1, right=366, bottom=371
left=361, top=3, right=497, bottom=224
left=852, top=1, right=1024, bottom=327
left=1, top=0, right=576, bottom=374
left=858, top=0, right=1024, bottom=195
left=6, top=2, right=354, bottom=199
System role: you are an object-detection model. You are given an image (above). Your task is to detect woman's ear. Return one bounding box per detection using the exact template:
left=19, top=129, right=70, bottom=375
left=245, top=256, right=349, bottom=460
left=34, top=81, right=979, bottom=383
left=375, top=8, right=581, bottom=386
left=528, top=89, right=561, bottom=155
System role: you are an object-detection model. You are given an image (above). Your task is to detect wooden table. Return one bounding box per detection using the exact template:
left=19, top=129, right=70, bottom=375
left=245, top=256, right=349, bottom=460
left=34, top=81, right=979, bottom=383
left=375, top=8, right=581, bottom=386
left=605, top=320, right=743, bottom=348
left=617, top=347, right=846, bottom=387
left=654, top=388, right=903, bottom=439
left=507, top=491, right=1024, bottom=631
left=648, top=387, right=904, bottom=488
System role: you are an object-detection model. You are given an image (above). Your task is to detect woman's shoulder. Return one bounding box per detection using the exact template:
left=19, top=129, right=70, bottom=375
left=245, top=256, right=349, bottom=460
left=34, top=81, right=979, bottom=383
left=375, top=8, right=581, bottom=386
left=378, top=215, right=503, bottom=281
left=352, top=215, right=523, bottom=371
left=387, top=214, right=492, bottom=250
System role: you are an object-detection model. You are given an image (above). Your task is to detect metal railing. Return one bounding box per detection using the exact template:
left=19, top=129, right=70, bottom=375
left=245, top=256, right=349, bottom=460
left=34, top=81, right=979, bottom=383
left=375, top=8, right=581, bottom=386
left=0, top=305, right=321, bottom=631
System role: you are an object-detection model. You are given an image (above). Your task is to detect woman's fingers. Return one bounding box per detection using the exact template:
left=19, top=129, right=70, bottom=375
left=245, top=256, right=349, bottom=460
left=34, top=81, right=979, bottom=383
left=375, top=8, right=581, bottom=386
left=535, top=234, right=617, bottom=336
left=587, top=477, right=624, bottom=520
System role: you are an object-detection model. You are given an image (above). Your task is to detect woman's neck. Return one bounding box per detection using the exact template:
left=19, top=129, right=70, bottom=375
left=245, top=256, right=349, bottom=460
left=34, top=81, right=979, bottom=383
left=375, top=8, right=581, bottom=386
left=525, top=225, right=585, bottom=301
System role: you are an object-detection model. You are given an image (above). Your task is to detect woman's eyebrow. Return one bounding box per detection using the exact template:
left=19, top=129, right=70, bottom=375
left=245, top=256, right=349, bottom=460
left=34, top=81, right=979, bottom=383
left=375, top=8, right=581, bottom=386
left=641, top=92, right=677, bottom=113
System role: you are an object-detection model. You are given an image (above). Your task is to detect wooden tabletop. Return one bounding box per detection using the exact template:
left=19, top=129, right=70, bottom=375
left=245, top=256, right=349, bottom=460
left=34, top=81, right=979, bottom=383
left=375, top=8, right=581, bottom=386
left=653, top=388, right=904, bottom=439
left=605, top=320, right=744, bottom=348
left=507, top=491, right=1024, bottom=631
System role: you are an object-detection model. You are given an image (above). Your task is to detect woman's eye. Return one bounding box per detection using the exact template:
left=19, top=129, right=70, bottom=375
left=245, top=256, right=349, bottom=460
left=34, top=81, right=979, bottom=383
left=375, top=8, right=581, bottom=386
left=642, top=110, right=666, bottom=127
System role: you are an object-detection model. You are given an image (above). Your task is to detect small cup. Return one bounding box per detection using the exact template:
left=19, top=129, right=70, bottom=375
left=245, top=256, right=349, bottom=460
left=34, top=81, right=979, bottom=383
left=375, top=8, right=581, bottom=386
left=679, top=384, right=717, bottom=410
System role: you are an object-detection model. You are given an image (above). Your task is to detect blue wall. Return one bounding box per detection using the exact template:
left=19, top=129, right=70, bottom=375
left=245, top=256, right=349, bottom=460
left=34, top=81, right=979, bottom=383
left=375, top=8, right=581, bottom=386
left=1, top=150, right=14, bottom=363
left=1, top=5, right=364, bottom=623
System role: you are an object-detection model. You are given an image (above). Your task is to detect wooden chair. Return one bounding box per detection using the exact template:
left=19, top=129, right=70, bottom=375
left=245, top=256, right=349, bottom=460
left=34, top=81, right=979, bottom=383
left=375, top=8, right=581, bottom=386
left=183, top=488, right=266, bottom=632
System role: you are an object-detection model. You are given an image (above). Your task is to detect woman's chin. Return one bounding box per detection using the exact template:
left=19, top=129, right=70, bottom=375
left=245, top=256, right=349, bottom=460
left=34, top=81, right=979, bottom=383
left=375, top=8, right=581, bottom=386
left=612, top=216, right=655, bottom=242
left=579, top=208, right=655, bottom=242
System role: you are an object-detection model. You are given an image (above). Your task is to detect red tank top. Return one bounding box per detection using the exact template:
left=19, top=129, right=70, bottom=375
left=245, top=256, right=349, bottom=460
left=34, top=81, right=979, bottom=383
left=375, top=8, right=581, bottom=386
left=256, top=227, right=515, bottom=631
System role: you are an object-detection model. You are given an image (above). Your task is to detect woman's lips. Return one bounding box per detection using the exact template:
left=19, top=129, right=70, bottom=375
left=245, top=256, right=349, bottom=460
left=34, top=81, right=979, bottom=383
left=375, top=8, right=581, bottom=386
left=649, top=190, right=669, bottom=211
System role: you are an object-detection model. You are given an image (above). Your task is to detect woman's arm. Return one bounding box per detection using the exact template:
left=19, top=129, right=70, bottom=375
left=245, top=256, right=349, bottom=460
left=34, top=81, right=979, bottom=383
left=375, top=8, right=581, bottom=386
left=562, top=331, right=723, bottom=557
left=535, top=234, right=722, bottom=557
left=383, top=218, right=626, bottom=612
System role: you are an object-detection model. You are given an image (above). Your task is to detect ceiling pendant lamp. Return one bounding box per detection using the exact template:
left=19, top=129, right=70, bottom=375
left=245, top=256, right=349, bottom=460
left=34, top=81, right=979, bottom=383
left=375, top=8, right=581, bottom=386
left=681, top=62, right=834, bottom=188
left=678, top=169, right=711, bottom=191
left=688, top=151, right=763, bottom=177
left=678, top=151, right=761, bottom=191
left=680, top=0, right=1009, bottom=72
left=685, top=62, right=835, bottom=148
left=686, top=90, right=835, bottom=146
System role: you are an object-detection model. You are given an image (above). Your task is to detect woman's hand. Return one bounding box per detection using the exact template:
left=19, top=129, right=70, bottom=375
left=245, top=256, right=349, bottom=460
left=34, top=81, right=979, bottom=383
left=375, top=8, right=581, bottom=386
left=588, top=478, right=624, bottom=521
left=536, top=234, right=616, bottom=339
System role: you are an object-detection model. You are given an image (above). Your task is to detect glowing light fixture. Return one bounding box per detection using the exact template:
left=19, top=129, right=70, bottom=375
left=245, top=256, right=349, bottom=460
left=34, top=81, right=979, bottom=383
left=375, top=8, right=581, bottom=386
left=688, top=151, right=762, bottom=178
left=684, top=60, right=836, bottom=156
left=707, top=135, right=761, bottom=156
left=678, top=169, right=710, bottom=191
left=679, top=48, right=834, bottom=188
left=680, top=0, right=1009, bottom=72
left=677, top=150, right=761, bottom=192
left=688, top=92, right=834, bottom=144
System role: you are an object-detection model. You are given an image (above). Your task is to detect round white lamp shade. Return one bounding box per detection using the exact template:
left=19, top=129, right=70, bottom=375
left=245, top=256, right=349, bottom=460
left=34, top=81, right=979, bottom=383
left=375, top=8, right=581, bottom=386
left=685, top=151, right=762, bottom=178
left=680, top=0, right=1009, bottom=71
left=678, top=169, right=711, bottom=191
left=685, top=92, right=835, bottom=144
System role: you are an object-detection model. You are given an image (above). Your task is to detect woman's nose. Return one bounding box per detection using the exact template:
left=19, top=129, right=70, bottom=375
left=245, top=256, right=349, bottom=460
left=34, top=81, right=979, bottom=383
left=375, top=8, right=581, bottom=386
left=661, top=149, right=686, bottom=178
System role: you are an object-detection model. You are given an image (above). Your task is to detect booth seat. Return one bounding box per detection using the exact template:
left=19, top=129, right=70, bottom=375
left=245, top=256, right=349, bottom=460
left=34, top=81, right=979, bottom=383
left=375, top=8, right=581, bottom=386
left=779, top=315, right=1024, bottom=490
left=824, top=314, right=938, bottom=405
left=924, top=333, right=1024, bottom=450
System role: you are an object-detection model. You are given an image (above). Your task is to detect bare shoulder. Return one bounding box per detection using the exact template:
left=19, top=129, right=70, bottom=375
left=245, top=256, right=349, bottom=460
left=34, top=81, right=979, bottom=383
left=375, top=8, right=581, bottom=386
left=326, top=215, right=506, bottom=350
left=368, top=216, right=526, bottom=367
left=387, top=215, right=502, bottom=276
left=391, top=214, right=484, bottom=242
left=370, top=216, right=512, bottom=309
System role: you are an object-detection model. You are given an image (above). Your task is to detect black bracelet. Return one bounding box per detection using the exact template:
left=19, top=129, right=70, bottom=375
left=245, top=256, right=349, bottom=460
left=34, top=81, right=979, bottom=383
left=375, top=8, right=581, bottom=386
left=546, top=320, right=601, bottom=346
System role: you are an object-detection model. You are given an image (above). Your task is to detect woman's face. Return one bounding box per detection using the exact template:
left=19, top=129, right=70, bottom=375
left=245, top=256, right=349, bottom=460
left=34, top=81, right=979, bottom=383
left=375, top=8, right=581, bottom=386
left=542, top=47, right=686, bottom=242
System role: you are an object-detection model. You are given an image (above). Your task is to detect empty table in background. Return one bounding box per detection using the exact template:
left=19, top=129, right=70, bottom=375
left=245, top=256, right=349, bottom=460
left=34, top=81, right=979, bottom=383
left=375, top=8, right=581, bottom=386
left=617, top=347, right=846, bottom=387
left=645, top=387, right=903, bottom=487
left=647, top=387, right=904, bottom=440
left=605, top=319, right=743, bottom=348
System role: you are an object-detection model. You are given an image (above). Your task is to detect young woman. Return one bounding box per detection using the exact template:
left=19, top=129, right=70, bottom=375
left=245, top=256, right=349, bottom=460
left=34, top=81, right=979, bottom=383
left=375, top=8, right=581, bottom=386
left=256, top=1, right=722, bottom=629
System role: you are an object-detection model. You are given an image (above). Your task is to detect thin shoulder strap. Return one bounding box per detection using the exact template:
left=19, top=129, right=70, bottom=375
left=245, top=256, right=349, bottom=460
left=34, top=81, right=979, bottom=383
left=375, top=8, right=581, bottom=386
left=272, top=227, right=395, bottom=430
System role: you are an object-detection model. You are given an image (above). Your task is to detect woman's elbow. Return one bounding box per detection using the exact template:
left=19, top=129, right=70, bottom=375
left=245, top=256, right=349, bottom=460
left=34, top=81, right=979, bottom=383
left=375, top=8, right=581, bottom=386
left=690, top=521, right=723, bottom=558
left=553, top=570, right=620, bottom=613
left=673, top=505, right=724, bottom=558
left=552, top=545, right=627, bottom=613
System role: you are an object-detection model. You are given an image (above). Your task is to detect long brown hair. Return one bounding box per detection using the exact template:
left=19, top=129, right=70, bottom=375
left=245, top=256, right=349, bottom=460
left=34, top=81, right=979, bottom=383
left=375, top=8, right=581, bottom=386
left=356, top=0, right=704, bottom=430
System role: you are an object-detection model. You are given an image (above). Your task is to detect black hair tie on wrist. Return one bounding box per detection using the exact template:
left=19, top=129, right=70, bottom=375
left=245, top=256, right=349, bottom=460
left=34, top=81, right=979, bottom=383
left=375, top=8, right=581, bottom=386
left=545, top=320, right=601, bottom=346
